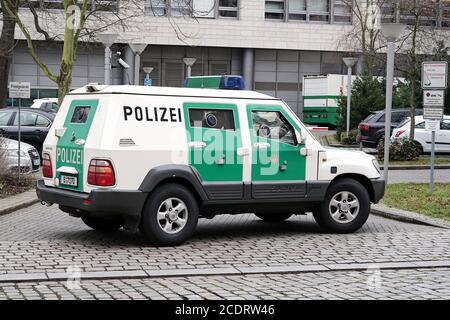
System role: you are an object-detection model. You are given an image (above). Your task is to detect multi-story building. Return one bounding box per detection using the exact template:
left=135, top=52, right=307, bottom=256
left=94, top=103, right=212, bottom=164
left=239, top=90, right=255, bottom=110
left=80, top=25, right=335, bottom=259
left=5, top=0, right=450, bottom=118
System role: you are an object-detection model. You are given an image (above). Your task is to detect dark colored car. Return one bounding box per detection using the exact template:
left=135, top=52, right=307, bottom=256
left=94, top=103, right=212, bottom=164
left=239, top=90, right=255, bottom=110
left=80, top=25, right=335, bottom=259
left=357, top=108, right=423, bottom=148
left=0, top=108, right=55, bottom=154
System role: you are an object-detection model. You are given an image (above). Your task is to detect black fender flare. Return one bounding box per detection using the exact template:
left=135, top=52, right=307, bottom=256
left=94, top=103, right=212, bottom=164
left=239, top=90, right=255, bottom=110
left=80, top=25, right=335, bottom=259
left=138, top=165, right=209, bottom=201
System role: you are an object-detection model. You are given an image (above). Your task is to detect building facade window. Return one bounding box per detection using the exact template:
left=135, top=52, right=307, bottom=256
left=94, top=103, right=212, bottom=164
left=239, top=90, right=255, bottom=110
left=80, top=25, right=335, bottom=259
left=218, top=0, right=238, bottom=18
left=20, top=0, right=119, bottom=12
left=265, top=0, right=352, bottom=24
left=381, top=0, right=450, bottom=28
left=145, top=0, right=239, bottom=19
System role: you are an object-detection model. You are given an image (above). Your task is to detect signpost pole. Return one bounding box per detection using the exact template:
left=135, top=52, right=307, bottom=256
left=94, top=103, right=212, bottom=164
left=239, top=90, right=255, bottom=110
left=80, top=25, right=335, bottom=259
left=429, top=131, right=436, bottom=194
left=18, top=99, right=21, bottom=180
left=422, top=61, right=447, bottom=195
left=9, top=82, right=31, bottom=180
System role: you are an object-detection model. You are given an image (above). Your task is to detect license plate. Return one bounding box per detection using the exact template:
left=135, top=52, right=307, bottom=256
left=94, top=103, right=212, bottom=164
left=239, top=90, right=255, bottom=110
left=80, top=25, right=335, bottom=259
left=312, top=115, right=320, bottom=118
left=33, top=159, right=40, bottom=166
left=60, top=175, right=77, bottom=187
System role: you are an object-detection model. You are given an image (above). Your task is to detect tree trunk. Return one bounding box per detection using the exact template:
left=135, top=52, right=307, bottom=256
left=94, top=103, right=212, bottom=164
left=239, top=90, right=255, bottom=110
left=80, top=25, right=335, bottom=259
left=0, top=0, right=19, bottom=108
left=57, top=62, right=73, bottom=105
left=409, top=79, right=417, bottom=140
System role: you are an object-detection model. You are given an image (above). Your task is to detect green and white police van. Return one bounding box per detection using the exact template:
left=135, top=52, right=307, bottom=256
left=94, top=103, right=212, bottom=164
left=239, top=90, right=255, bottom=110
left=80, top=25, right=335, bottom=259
left=36, top=79, right=385, bottom=246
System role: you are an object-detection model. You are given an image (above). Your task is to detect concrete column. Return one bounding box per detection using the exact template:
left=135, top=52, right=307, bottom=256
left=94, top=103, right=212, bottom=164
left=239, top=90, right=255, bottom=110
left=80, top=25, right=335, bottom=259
left=242, top=48, right=254, bottom=90
left=123, top=46, right=135, bottom=85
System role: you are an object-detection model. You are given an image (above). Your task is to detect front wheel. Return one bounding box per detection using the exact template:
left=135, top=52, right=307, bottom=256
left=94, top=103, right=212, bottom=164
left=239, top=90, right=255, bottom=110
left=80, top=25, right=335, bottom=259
left=81, top=216, right=124, bottom=232
left=140, top=184, right=199, bottom=246
left=313, top=178, right=370, bottom=233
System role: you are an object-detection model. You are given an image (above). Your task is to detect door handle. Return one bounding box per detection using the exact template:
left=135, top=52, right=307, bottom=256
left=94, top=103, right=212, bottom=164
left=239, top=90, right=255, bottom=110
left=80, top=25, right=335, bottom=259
left=215, top=156, right=225, bottom=165
left=188, top=141, right=207, bottom=149
left=254, top=142, right=270, bottom=149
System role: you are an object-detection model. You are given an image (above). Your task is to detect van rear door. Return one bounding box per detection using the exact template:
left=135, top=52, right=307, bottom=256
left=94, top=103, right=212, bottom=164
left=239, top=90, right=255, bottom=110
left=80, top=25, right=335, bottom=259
left=55, top=99, right=98, bottom=192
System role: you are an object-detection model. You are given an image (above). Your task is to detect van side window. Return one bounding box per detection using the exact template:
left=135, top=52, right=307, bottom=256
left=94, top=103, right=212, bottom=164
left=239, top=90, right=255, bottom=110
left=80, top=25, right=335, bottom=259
left=71, top=106, right=91, bottom=124
left=188, top=109, right=235, bottom=131
left=251, top=111, right=297, bottom=146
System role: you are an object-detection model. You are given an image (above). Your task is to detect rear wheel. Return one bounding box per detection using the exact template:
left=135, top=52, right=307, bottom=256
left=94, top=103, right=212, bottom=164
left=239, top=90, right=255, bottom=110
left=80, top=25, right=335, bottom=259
left=313, top=178, right=370, bottom=233
left=140, top=184, right=198, bottom=246
left=81, top=216, right=124, bottom=232
left=255, top=213, right=293, bottom=222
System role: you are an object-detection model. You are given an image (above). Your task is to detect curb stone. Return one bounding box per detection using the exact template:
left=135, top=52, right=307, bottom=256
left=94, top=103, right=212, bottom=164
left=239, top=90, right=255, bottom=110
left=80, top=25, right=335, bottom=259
left=371, top=203, right=450, bottom=229
left=0, top=190, right=39, bottom=217
left=2, top=261, right=450, bottom=283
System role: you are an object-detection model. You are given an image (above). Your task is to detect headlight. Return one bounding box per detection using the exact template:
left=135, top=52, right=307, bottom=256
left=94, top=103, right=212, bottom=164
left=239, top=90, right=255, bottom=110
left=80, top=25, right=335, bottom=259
left=5, top=149, right=27, bottom=157
left=372, top=159, right=381, bottom=174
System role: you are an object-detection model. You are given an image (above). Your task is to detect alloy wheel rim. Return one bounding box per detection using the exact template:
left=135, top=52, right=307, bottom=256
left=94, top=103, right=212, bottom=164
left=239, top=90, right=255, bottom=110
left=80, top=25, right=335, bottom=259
left=157, top=197, right=188, bottom=234
left=329, top=191, right=360, bottom=224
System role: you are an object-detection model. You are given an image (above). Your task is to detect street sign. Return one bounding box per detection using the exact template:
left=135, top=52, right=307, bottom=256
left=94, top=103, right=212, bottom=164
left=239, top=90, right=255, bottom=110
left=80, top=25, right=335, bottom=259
left=425, top=119, right=440, bottom=132
left=423, top=107, right=444, bottom=120
left=9, top=82, right=31, bottom=99
left=423, top=90, right=445, bottom=107
left=422, top=61, right=448, bottom=89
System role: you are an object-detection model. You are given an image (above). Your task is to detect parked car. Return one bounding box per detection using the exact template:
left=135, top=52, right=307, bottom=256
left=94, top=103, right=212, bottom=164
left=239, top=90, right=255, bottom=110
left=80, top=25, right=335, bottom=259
left=0, top=137, right=40, bottom=174
left=30, top=98, right=58, bottom=113
left=392, top=115, right=450, bottom=153
left=0, top=108, right=55, bottom=154
left=357, top=108, right=424, bottom=148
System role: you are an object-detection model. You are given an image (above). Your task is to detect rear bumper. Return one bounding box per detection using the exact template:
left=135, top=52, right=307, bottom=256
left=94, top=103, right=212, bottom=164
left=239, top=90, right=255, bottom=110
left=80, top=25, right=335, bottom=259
left=36, top=179, right=146, bottom=218
left=370, top=178, right=385, bottom=204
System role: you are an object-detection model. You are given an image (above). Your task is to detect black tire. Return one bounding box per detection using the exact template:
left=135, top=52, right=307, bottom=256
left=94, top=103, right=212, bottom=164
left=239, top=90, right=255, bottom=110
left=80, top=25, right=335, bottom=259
left=413, top=140, right=424, bottom=155
left=140, top=183, right=198, bottom=246
left=313, top=178, right=370, bottom=233
left=376, top=136, right=384, bottom=150
left=255, top=213, right=293, bottom=222
left=81, top=216, right=124, bottom=232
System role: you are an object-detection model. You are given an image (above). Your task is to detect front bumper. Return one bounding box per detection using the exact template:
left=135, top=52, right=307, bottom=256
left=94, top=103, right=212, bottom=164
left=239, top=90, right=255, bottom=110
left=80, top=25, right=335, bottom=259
left=370, top=178, right=385, bottom=204
left=36, top=179, right=147, bottom=219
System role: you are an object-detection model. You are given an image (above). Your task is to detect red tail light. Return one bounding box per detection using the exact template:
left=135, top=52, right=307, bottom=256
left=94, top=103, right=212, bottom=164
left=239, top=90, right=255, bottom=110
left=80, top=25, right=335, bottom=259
left=395, top=129, right=406, bottom=137
left=88, top=159, right=115, bottom=186
left=323, top=114, right=328, bottom=119
left=359, top=124, right=370, bottom=132
left=42, top=153, right=53, bottom=178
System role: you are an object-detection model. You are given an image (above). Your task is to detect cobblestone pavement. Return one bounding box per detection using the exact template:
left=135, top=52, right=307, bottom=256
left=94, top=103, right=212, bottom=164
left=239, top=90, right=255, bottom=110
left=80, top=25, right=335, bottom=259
left=1, top=203, right=449, bottom=299
left=1, top=268, right=450, bottom=300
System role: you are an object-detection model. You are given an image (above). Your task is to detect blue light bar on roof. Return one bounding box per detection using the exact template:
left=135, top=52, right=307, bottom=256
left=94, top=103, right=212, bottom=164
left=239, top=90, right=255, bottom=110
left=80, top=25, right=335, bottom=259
left=185, top=75, right=246, bottom=90
left=219, top=75, right=246, bottom=90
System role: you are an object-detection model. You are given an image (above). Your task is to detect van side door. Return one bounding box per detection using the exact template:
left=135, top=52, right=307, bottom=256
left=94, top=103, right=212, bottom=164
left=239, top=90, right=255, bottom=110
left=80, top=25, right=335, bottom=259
left=183, top=103, right=244, bottom=198
left=247, top=104, right=307, bottom=198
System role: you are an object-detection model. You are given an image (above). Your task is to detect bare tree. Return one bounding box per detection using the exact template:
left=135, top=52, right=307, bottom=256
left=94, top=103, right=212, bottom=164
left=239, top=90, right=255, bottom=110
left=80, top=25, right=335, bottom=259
left=0, top=0, right=19, bottom=108
left=394, top=0, right=444, bottom=139
left=0, top=0, right=146, bottom=104
left=339, top=0, right=390, bottom=75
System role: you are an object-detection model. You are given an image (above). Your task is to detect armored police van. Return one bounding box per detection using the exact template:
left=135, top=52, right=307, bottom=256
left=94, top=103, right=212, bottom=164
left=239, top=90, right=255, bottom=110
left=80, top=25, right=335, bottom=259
left=36, top=80, right=385, bottom=246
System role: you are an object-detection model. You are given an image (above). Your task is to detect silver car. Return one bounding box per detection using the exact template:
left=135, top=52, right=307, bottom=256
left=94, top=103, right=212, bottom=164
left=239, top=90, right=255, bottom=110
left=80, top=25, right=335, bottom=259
left=0, top=138, right=40, bottom=174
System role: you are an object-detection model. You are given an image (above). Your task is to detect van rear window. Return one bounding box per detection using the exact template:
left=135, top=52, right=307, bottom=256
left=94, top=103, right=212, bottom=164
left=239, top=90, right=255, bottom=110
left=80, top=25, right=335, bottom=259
left=71, top=106, right=91, bottom=124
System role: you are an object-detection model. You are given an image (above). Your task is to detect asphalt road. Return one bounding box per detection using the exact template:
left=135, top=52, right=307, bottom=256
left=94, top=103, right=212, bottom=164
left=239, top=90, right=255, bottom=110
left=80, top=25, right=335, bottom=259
left=387, top=169, right=450, bottom=184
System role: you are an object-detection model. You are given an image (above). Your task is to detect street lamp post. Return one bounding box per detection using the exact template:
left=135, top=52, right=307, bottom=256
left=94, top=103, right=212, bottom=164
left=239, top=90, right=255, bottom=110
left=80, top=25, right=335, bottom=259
left=342, top=57, right=359, bottom=136
left=97, top=34, right=118, bottom=85
left=129, top=44, right=148, bottom=85
left=380, top=23, right=407, bottom=183
left=183, top=58, right=197, bottom=79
